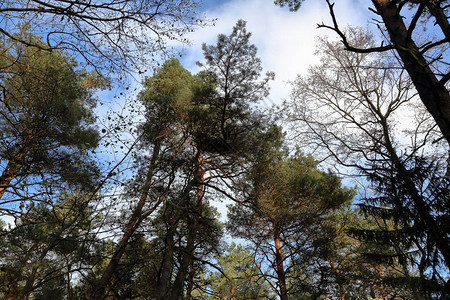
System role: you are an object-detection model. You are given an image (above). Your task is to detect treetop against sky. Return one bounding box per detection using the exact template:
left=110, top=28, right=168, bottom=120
left=1, top=0, right=449, bottom=298
left=173, top=0, right=370, bottom=106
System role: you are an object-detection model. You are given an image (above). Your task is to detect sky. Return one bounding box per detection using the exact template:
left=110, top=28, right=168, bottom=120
left=176, top=0, right=371, bottom=108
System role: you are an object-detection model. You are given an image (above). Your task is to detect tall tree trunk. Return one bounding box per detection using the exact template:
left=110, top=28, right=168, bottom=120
left=169, top=220, right=197, bottom=300
left=169, top=151, right=204, bottom=300
left=229, top=282, right=236, bottom=300
left=379, top=114, right=450, bottom=268
left=157, top=219, right=177, bottom=299
left=372, top=0, right=450, bottom=146
left=273, top=225, right=288, bottom=300
left=92, top=140, right=162, bottom=299
left=185, top=260, right=195, bottom=300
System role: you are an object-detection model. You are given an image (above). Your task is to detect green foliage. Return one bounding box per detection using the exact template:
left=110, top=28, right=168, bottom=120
left=197, top=242, right=276, bottom=299
left=200, top=19, right=274, bottom=104
left=137, top=21, right=275, bottom=159
left=195, top=19, right=275, bottom=155
left=0, top=30, right=104, bottom=206
left=1, top=30, right=103, bottom=144
left=122, top=20, right=278, bottom=299
left=274, top=0, right=305, bottom=11
left=138, top=58, right=196, bottom=143
left=286, top=207, right=417, bottom=299
left=229, top=151, right=355, bottom=238
left=227, top=149, right=355, bottom=298
left=351, top=153, right=450, bottom=299
left=0, top=29, right=106, bottom=299
left=5, top=17, right=443, bottom=300
left=0, top=193, right=102, bottom=299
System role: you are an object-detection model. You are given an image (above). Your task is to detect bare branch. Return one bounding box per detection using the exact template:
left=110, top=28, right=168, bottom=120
left=318, top=0, right=395, bottom=54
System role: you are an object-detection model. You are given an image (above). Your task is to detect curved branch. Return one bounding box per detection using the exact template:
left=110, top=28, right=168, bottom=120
left=318, top=0, right=395, bottom=54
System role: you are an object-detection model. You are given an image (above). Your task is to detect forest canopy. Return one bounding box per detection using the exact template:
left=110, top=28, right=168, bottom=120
left=0, top=1, right=449, bottom=299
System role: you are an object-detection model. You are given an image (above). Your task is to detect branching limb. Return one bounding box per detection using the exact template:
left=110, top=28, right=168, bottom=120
left=317, top=0, right=395, bottom=54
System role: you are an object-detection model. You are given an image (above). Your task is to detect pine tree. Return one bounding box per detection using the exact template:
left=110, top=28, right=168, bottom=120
left=92, top=58, right=196, bottom=299
left=0, top=31, right=104, bottom=217
left=93, top=20, right=276, bottom=298
left=0, top=192, right=103, bottom=299
left=227, top=149, right=355, bottom=300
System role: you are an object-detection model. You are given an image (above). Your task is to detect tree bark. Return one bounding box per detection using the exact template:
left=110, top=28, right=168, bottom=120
left=372, top=0, right=450, bottom=146
left=273, top=225, right=288, bottom=300
left=157, top=222, right=176, bottom=299
left=169, top=213, right=198, bottom=300
left=330, top=259, right=345, bottom=300
left=229, top=282, right=236, bottom=300
left=185, top=260, right=195, bottom=300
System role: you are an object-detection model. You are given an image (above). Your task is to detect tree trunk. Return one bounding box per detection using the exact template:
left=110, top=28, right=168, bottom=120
left=229, top=282, right=236, bottom=300
left=185, top=260, right=195, bottom=300
left=92, top=140, right=162, bottom=299
left=372, top=0, right=450, bottom=146
left=273, top=225, right=288, bottom=300
left=169, top=151, right=204, bottom=300
left=426, top=1, right=450, bottom=43
left=379, top=115, right=450, bottom=268
left=157, top=221, right=177, bottom=299
left=169, top=221, right=197, bottom=300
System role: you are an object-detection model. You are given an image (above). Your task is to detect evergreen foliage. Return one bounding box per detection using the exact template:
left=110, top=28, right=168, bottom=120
left=1, top=13, right=448, bottom=300
left=227, top=150, right=355, bottom=299
left=0, top=31, right=103, bottom=216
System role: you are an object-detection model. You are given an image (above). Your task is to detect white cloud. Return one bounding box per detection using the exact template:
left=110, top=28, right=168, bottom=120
left=179, top=0, right=371, bottom=106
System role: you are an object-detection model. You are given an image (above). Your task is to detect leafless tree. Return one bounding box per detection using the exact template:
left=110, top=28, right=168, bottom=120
left=281, top=28, right=450, bottom=280
left=318, top=0, right=450, bottom=146
left=0, top=0, right=203, bottom=75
